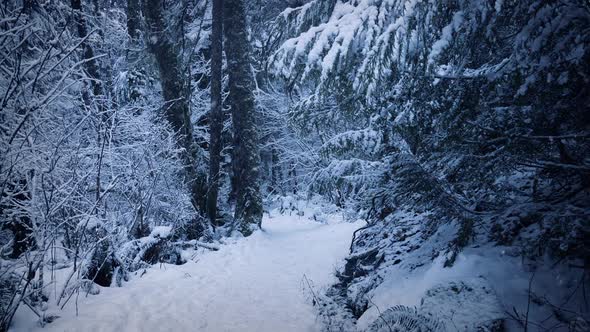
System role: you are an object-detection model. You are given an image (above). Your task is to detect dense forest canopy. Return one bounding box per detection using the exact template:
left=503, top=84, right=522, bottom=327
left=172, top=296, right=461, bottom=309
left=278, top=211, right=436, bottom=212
left=1, top=0, right=588, bottom=331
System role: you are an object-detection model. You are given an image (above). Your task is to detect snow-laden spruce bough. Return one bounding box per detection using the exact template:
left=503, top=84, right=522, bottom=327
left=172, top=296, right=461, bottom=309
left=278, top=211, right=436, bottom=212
left=1, top=0, right=588, bottom=331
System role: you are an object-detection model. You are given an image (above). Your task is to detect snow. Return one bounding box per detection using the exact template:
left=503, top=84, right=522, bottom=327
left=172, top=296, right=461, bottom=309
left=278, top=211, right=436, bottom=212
left=428, top=11, right=465, bottom=66
left=77, top=215, right=102, bottom=230
left=150, top=225, right=172, bottom=239
left=355, top=244, right=586, bottom=331
left=11, top=211, right=364, bottom=332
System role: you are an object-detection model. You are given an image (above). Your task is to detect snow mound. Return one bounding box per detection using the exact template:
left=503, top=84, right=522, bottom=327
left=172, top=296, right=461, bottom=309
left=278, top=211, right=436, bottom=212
left=420, top=278, right=504, bottom=331
left=150, top=225, right=172, bottom=239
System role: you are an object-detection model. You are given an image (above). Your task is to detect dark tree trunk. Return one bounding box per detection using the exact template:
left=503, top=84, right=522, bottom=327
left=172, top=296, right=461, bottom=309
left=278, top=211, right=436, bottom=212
left=23, top=0, right=35, bottom=13
left=207, top=0, right=224, bottom=226
left=126, top=0, right=141, bottom=41
left=71, top=0, right=103, bottom=100
left=126, top=0, right=149, bottom=106
left=223, top=0, right=263, bottom=236
left=7, top=218, right=35, bottom=258
left=71, top=0, right=107, bottom=204
left=143, top=0, right=208, bottom=224
left=271, top=147, right=282, bottom=194
left=289, top=162, right=297, bottom=194
left=1, top=181, right=36, bottom=258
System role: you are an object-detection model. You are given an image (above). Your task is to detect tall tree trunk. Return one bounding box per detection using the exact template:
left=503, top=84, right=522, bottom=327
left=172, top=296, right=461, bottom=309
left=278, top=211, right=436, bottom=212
left=207, top=0, right=224, bottom=226
left=71, top=0, right=103, bottom=100
left=223, top=0, right=263, bottom=236
left=143, top=0, right=208, bottom=225
left=126, top=0, right=145, bottom=106
left=126, top=0, right=141, bottom=41
left=271, top=147, right=282, bottom=194
left=71, top=0, right=106, bottom=202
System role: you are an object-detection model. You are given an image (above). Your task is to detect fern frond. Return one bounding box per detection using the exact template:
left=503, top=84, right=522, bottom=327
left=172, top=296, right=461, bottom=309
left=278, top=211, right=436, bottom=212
left=367, top=305, right=445, bottom=332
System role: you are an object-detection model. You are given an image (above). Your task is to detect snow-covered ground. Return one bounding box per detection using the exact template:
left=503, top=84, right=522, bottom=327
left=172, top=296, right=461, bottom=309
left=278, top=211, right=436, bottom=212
left=11, top=210, right=364, bottom=332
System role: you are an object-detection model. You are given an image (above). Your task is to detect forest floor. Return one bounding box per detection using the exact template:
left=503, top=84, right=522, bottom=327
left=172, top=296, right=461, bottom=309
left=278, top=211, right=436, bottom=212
left=12, top=210, right=364, bottom=332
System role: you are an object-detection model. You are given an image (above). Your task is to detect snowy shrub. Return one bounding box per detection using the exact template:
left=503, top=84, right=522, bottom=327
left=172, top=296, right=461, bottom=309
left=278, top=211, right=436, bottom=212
left=0, top=0, right=209, bottom=326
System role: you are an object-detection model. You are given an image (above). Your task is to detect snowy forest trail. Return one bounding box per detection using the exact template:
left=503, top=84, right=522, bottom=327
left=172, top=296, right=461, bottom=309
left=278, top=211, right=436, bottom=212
left=14, top=212, right=363, bottom=332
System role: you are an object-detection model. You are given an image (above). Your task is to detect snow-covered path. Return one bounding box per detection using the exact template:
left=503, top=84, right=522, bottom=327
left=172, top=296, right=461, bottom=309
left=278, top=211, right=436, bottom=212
left=13, top=213, right=363, bottom=332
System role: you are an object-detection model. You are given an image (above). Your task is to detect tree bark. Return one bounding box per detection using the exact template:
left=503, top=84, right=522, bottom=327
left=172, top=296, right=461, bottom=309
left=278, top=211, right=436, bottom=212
left=71, top=0, right=103, bottom=100
left=2, top=181, right=36, bottom=258
left=71, top=0, right=107, bottom=204
left=223, top=0, right=263, bottom=235
left=143, top=0, right=208, bottom=222
left=207, top=0, right=224, bottom=226
left=127, top=0, right=141, bottom=41
left=271, top=147, right=282, bottom=194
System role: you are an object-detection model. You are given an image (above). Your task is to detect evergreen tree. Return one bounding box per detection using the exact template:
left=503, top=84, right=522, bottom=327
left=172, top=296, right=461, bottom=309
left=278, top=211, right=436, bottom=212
left=268, top=0, right=590, bottom=323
